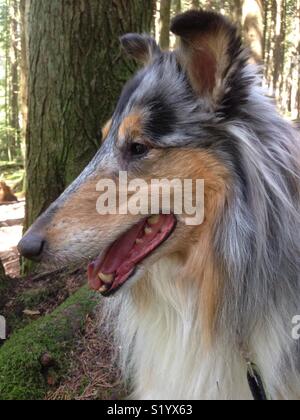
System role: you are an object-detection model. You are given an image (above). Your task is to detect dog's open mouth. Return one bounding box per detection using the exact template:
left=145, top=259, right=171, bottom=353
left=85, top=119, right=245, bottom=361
left=87, top=214, right=177, bottom=296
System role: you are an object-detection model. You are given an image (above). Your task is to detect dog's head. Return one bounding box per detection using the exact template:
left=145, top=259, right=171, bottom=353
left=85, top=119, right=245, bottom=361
left=18, top=11, right=252, bottom=296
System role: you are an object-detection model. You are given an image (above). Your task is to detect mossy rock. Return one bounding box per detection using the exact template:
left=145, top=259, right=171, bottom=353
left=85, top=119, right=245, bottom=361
left=0, top=286, right=98, bottom=400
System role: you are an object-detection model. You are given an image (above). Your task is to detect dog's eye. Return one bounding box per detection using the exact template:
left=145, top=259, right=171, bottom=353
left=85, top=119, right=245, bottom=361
left=130, top=142, right=149, bottom=157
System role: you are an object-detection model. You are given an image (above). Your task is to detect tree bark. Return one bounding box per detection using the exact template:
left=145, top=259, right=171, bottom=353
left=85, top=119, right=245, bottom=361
left=19, top=0, right=30, bottom=162
left=272, top=0, right=286, bottom=97
left=25, top=0, right=154, bottom=233
left=296, top=0, right=300, bottom=118
left=231, top=0, right=243, bottom=30
left=159, top=0, right=171, bottom=49
left=173, top=0, right=181, bottom=15
left=8, top=0, right=21, bottom=158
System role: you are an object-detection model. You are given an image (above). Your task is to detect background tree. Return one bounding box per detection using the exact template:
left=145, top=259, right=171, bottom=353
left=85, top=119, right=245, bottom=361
left=24, top=0, right=154, bottom=239
left=159, top=0, right=172, bottom=49
left=174, top=0, right=182, bottom=13
left=18, top=0, right=29, bottom=159
left=0, top=0, right=22, bottom=163
left=242, top=0, right=264, bottom=64
left=297, top=0, right=300, bottom=119
left=8, top=0, right=20, bottom=155
left=2, top=0, right=300, bottom=170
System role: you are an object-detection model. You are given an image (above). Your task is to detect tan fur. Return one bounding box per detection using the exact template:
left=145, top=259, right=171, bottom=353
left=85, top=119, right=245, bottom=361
left=48, top=177, right=121, bottom=233
left=148, top=149, right=229, bottom=343
left=127, top=149, right=229, bottom=343
left=47, top=175, right=142, bottom=246
left=101, top=118, right=112, bottom=143
left=118, top=112, right=143, bottom=143
left=178, top=28, right=231, bottom=97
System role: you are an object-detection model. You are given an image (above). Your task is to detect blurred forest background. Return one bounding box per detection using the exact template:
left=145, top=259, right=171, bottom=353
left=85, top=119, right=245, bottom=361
left=1, top=1, right=300, bottom=168
left=0, top=0, right=299, bottom=400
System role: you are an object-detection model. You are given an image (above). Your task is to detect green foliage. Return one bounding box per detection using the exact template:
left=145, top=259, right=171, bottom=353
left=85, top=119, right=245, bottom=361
left=0, top=0, right=9, bottom=159
left=0, top=286, right=98, bottom=400
left=0, top=0, right=21, bottom=162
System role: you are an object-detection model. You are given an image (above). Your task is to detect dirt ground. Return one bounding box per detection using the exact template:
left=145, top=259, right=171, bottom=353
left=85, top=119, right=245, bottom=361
left=0, top=200, right=24, bottom=277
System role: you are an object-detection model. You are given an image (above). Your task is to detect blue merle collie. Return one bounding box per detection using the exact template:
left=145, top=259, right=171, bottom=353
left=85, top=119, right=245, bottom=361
left=19, top=11, right=300, bottom=399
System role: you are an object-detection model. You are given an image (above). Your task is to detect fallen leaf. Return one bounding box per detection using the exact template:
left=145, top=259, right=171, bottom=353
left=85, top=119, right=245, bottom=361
left=23, top=309, right=41, bottom=316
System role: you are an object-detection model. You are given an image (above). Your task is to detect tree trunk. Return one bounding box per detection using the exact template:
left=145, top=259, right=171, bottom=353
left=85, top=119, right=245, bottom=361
left=19, top=0, right=30, bottom=162
left=25, top=0, right=154, bottom=234
left=231, top=0, right=243, bottom=30
left=296, top=0, right=300, bottom=118
left=159, top=0, right=171, bottom=49
left=262, top=0, right=269, bottom=61
left=273, top=0, right=286, bottom=97
left=278, top=0, right=286, bottom=103
left=9, top=0, right=21, bottom=159
left=242, top=0, right=264, bottom=65
left=4, top=0, right=11, bottom=161
left=173, top=0, right=181, bottom=15
left=264, top=0, right=277, bottom=92
left=272, top=0, right=283, bottom=95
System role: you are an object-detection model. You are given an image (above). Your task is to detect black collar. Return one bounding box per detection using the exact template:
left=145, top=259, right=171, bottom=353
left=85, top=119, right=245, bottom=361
left=247, top=362, right=268, bottom=400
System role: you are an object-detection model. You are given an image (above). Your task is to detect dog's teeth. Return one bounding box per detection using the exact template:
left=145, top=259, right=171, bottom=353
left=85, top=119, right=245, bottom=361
left=148, top=215, right=160, bottom=225
left=136, top=238, right=144, bottom=245
left=98, top=285, right=108, bottom=293
left=145, top=227, right=153, bottom=235
left=98, top=272, right=114, bottom=284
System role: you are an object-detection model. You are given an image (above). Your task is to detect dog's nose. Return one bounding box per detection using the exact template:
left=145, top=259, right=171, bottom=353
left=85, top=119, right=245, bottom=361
left=18, top=233, right=45, bottom=261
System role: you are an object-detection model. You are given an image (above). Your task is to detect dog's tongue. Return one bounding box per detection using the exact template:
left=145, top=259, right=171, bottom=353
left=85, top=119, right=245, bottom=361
left=100, top=220, right=144, bottom=274
left=87, top=214, right=176, bottom=294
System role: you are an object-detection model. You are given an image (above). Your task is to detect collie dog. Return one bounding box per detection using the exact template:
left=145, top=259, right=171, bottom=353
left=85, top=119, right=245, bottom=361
left=19, top=11, right=300, bottom=400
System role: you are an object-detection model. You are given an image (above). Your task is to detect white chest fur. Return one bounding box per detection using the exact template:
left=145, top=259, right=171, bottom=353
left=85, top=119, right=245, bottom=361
left=105, top=256, right=253, bottom=400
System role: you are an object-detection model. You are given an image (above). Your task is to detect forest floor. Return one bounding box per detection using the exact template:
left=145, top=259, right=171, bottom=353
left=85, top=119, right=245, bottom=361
left=0, top=201, right=123, bottom=400
left=0, top=200, right=24, bottom=277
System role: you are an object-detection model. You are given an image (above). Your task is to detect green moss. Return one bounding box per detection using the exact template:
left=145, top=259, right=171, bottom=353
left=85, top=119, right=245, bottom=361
left=0, top=286, right=98, bottom=400
left=17, top=287, right=52, bottom=309
left=4, top=313, right=27, bottom=334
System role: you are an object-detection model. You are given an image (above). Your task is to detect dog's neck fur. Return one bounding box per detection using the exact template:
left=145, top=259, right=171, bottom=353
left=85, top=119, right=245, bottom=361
left=105, top=256, right=248, bottom=399
left=104, top=251, right=300, bottom=400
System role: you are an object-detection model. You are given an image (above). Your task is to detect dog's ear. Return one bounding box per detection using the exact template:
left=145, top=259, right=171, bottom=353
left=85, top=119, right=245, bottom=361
left=120, top=34, right=161, bottom=64
left=171, top=11, right=247, bottom=103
